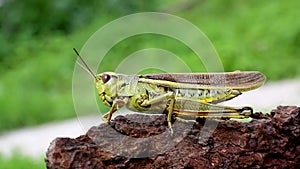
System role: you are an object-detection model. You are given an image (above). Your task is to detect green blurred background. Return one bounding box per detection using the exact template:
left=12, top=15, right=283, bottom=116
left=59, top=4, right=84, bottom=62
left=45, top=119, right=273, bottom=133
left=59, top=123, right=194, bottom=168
left=0, top=0, right=299, bottom=167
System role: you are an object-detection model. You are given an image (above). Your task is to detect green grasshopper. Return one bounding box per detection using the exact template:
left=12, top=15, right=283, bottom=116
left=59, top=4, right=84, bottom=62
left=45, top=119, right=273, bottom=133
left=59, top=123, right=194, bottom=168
left=74, top=49, right=266, bottom=132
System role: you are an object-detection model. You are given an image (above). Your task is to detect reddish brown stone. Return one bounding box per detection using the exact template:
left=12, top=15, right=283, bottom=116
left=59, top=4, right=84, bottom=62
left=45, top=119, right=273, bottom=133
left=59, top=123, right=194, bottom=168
left=46, top=106, right=300, bottom=168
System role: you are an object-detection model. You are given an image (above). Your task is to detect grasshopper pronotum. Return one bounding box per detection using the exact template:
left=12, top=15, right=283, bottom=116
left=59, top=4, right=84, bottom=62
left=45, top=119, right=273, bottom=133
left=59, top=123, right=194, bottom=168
left=74, top=49, right=266, bottom=132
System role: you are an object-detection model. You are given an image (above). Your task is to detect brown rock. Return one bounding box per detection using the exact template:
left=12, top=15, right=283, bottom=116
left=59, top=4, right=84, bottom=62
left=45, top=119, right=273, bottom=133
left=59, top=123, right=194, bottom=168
left=45, top=106, right=300, bottom=168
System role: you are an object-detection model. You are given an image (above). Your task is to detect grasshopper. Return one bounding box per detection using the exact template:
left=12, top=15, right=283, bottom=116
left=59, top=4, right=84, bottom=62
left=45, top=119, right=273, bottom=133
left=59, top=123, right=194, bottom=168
left=73, top=49, right=266, bottom=132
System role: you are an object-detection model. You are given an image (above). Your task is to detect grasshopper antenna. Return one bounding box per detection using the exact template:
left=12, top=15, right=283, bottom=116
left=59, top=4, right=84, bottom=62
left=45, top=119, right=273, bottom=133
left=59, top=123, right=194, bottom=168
left=73, top=48, right=97, bottom=79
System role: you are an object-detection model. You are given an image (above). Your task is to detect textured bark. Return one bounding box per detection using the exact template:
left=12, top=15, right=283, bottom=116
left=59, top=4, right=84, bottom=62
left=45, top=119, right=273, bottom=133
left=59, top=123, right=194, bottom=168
left=46, top=106, right=300, bottom=169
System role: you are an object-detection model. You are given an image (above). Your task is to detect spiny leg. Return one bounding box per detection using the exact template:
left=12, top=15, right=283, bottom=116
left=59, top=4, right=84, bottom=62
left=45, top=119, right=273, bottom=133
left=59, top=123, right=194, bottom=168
left=175, top=116, right=196, bottom=123
left=173, top=97, right=253, bottom=119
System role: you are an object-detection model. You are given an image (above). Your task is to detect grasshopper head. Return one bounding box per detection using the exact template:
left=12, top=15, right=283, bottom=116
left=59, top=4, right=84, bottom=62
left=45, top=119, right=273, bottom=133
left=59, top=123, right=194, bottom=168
left=95, top=72, right=118, bottom=107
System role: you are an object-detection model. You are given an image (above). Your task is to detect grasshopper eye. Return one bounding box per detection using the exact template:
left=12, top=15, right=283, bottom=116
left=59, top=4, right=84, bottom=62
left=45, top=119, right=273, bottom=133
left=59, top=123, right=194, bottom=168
left=101, top=74, right=111, bottom=83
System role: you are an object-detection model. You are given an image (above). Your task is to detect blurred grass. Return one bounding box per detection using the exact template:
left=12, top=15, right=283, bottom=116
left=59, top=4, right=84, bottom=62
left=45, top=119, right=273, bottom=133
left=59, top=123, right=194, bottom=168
left=0, top=154, right=45, bottom=169
left=181, top=0, right=300, bottom=80
left=0, top=0, right=299, bottom=133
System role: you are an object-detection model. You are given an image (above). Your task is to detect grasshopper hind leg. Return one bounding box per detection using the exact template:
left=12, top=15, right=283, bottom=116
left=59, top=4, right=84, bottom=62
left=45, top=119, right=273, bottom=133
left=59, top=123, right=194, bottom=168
left=240, top=106, right=253, bottom=116
left=195, top=117, right=207, bottom=124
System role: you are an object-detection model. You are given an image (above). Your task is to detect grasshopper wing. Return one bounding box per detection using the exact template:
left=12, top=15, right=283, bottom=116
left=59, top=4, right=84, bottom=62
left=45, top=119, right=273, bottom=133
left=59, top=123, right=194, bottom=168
left=141, top=71, right=266, bottom=91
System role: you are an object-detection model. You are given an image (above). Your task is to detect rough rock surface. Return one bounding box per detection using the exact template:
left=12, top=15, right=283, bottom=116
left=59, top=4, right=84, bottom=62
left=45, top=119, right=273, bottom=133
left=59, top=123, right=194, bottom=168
left=45, top=106, right=300, bottom=168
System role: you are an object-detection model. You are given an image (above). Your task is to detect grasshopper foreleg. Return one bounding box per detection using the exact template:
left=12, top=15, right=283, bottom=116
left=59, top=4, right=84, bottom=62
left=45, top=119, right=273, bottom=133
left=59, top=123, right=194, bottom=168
left=102, top=99, right=126, bottom=123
